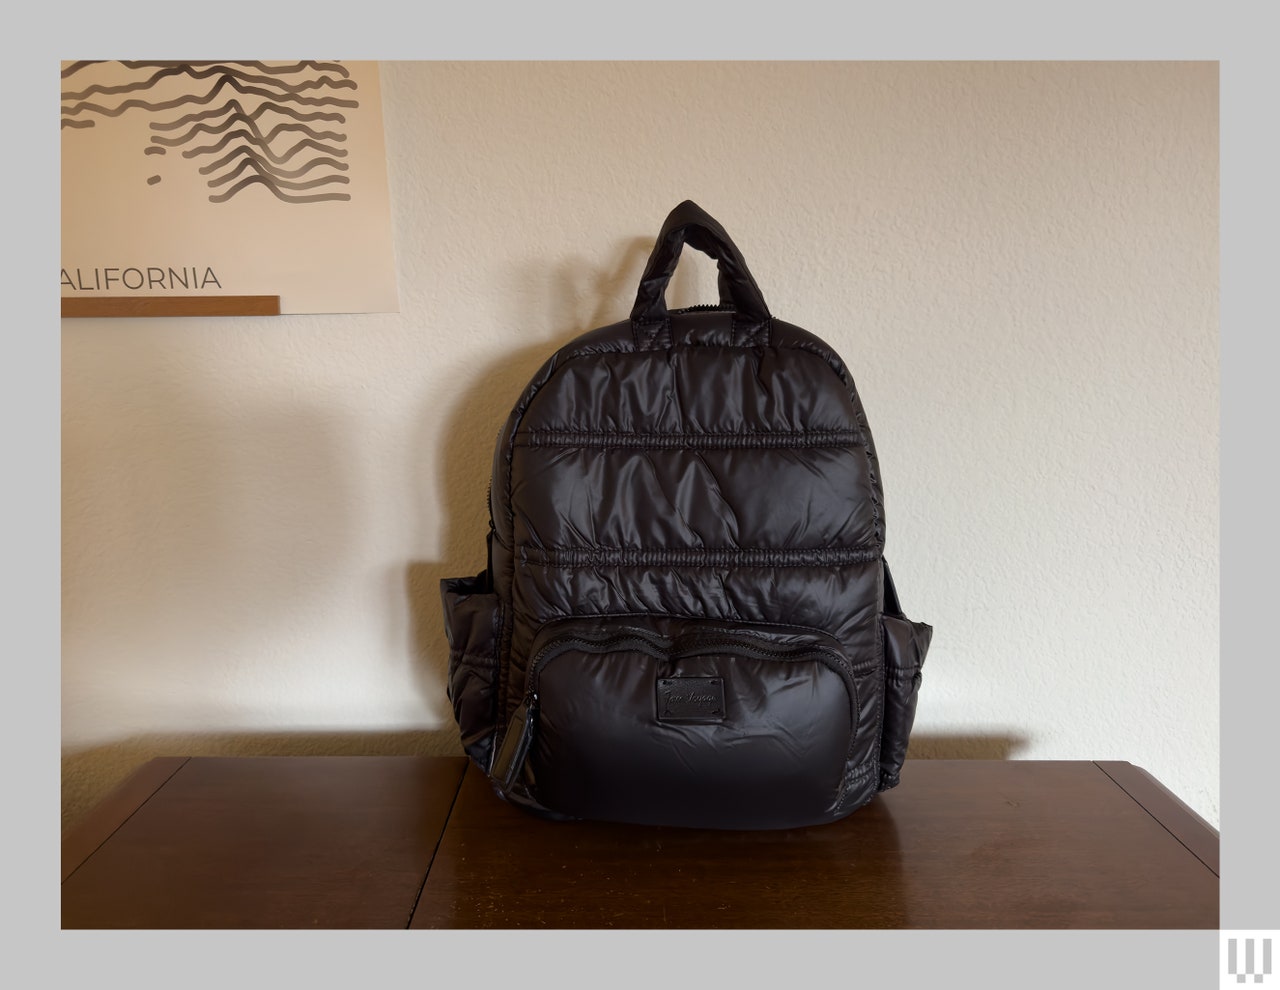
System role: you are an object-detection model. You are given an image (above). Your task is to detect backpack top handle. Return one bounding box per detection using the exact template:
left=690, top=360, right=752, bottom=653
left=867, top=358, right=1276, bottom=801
left=629, top=200, right=773, bottom=338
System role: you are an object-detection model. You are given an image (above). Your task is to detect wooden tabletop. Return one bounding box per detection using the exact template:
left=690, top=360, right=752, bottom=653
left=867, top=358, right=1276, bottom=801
left=62, top=756, right=1217, bottom=929
left=61, top=756, right=466, bottom=929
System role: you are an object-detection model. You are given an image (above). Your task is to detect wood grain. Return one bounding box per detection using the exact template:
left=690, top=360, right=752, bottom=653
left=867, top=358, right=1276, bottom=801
left=61, top=295, right=281, bottom=318
left=61, top=756, right=467, bottom=929
left=410, top=760, right=1218, bottom=929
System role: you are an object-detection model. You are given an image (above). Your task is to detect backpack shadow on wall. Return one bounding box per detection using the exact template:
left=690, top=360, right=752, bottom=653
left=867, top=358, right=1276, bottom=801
left=906, top=733, right=1031, bottom=760
left=61, top=323, right=416, bottom=834
left=402, top=234, right=672, bottom=728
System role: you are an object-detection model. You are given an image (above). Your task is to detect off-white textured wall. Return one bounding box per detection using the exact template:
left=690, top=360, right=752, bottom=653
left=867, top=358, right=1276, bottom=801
left=61, top=61, right=1219, bottom=830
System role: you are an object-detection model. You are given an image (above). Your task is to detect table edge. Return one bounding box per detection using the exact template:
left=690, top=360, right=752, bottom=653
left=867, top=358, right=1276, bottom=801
left=62, top=756, right=190, bottom=883
left=1094, top=760, right=1219, bottom=877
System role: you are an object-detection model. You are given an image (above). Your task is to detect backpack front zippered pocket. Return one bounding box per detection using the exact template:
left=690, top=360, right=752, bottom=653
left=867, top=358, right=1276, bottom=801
left=493, top=615, right=859, bottom=829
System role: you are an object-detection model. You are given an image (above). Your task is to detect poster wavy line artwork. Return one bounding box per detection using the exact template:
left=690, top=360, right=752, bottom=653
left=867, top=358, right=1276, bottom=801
left=61, top=60, right=399, bottom=315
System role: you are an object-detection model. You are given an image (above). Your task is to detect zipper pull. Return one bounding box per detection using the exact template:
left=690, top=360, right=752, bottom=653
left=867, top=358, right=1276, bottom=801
left=489, top=693, right=537, bottom=794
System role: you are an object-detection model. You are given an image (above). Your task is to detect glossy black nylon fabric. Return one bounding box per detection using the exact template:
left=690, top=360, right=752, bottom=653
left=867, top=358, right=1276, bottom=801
left=488, top=314, right=887, bottom=820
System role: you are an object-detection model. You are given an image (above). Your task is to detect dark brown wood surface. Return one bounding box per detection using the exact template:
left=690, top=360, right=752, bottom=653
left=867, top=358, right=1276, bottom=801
left=61, top=756, right=1218, bottom=929
left=61, top=295, right=281, bottom=318
left=61, top=756, right=466, bottom=929
left=62, top=757, right=188, bottom=882
left=1095, top=760, right=1220, bottom=875
left=409, top=760, right=1218, bottom=929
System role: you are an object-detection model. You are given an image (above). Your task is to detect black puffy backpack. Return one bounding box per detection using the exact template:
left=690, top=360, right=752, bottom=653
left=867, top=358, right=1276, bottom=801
left=441, top=201, right=932, bottom=830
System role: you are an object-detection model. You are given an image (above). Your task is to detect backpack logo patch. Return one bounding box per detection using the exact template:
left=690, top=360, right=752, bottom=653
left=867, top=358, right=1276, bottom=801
left=657, top=676, right=725, bottom=723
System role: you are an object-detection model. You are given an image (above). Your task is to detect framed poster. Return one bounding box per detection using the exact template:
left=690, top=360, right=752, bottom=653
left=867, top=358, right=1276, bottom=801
left=60, top=60, right=399, bottom=315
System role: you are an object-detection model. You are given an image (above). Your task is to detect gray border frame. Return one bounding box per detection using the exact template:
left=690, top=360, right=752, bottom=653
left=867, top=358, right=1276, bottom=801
left=34, top=2, right=1272, bottom=986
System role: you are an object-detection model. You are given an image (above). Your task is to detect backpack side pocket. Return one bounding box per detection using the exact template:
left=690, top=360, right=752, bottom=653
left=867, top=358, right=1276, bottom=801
left=878, top=562, right=932, bottom=791
left=441, top=572, right=502, bottom=771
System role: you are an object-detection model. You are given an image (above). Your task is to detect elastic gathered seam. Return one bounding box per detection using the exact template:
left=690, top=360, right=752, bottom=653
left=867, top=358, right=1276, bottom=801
left=516, top=544, right=882, bottom=568
left=514, top=428, right=867, bottom=450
